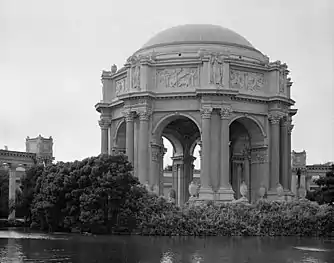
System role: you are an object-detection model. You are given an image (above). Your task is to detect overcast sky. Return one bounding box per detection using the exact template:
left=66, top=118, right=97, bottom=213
left=0, top=0, right=333, bottom=168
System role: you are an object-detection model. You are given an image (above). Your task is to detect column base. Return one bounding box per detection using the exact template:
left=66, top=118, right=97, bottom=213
left=216, top=186, right=235, bottom=202
left=198, top=187, right=215, bottom=200
left=267, top=189, right=295, bottom=201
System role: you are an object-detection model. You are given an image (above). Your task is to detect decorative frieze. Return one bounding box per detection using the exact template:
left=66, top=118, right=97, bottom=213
left=230, top=70, right=264, bottom=92
left=115, top=78, right=127, bottom=96
left=156, top=67, right=199, bottom=89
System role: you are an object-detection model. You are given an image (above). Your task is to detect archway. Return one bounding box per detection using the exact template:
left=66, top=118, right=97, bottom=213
left=114, top=121, right=126, bottom=154
left=229, top=116, right=265, bottom=202
left=154, top=115, right=201, bottom=205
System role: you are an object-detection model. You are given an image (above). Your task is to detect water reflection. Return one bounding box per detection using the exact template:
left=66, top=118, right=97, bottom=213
left=0, top=230, right=332, bottom=263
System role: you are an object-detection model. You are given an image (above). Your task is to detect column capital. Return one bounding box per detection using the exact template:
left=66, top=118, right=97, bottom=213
left=220, top=105, right=233, bottom=119
left=288, top=124, right=294, bottom=135
left=200, top=107, right=212, bottom=119
left=138, top=109, right=152, bottom=121
left=98, top=118, right=111, bottom=129
left=268, top=112, right=282, bottom=125
left=122, top=110, right=135, bottom=122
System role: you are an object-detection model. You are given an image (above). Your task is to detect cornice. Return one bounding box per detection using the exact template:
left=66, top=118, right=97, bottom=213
left=0, top=150, right=37, bottom=165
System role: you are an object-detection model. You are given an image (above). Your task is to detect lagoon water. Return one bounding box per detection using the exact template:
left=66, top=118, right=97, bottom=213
left=0, top=229, right=333, bottom=262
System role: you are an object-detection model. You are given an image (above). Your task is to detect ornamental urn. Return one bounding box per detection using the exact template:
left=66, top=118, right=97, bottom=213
left=240, top=181, right=248, bottom=198
left=111, top=64, right=117, bottom=74
left=258, top=185, right=266, bottom=199
left=189, top=181, right=199, bottom=197
left=276, top=183, right=284, bottom=197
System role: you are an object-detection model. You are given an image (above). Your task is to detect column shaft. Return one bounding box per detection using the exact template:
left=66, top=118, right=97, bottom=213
left=8, top=164, right=17, bottom=221
left=244, top=157, right=250, bottom=200
left=138, top=111, right=150, bottom=184
left=99, top=119, right=110, bottom=154
left=281, top=117, right=289, bottom=189
left=287, top=124, right=294, bottom=190
left=125, top=112, right=134, bottom=164
left=269, top=113, right=281, bottom=189
left=150, top=144, right=161, bottom=189
left=200, top=108, right=212, bottom=188
left=220, top=107, right=232, bottom=188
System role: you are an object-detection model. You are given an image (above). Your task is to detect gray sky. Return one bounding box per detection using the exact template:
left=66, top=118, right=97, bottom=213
left=1, top=0, right=333, bottom=168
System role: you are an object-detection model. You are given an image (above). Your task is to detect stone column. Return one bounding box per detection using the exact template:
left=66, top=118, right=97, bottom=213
left=268, top=113, right=281, bottom=191
left=172, top=156, right=185, bottom=205
left=244, top=155, right=250, bottom=200
left=199, top=107, right=213, bottom=199
left=291, top=171, right=297, bottom=195
left=124, top=111, right=134, bottom=164
left=280, top=116, right=289, bottom=190
left=138, top=110, right=151, bottom=184
left=8, top=163, right=18, bottom=221
left=184, top=155, right=196, bottom=202
left=217, top=106, right=234, bottom=201
left=236, top=163, right=243, bottom=199
left=287, top=123, right=294, bottom=191
left=150, top=142, right=161, bottom=190
left=98, top=118, right=111, bottom=154
left=159, top=146, right=167, bottom=196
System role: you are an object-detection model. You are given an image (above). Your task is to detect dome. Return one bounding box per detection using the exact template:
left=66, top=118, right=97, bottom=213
left=141, top=24, right=254, bottom=50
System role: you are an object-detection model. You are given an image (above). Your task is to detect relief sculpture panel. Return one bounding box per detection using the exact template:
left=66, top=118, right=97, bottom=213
left=156, top=67, right=199, bottom=89
left=230, top=70, right=264, bottom=93
left=115, top=78, right=127, bottom=96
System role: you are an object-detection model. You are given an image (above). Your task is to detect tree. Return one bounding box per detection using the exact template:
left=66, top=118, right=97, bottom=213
left=309, top=164, right=334, bottom=205
left=0, top=169, right=9, bottom=218
left=29, top=154, right=139, bottom=233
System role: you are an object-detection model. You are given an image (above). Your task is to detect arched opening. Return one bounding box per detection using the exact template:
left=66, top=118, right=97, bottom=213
left=155, top=115, right=201, bottom=205
left=229, top=116, right=265, bottom=202
left=114, top=121, right=126, bottom=154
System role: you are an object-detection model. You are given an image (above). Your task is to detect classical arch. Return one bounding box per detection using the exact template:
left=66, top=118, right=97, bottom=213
left=113, top=120, right=126, bottom=153
left=162, top=129, right=183, bottom=156
left=229, top=115, right=266, bottom=201
left=152, top=112, right=201, bottom=139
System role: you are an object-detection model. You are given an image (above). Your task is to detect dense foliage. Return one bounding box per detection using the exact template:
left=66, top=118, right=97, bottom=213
left=307, top=164, right=334, bottom=205
left=1, top=154, right=333, bottom=237
left=0, top=169, right=9, bottom=217
left=29, top=154, right=138, bottom=233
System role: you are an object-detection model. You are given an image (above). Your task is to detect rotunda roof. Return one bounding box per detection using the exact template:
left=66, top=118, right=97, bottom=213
left=141, top=24, right=254, bottom=50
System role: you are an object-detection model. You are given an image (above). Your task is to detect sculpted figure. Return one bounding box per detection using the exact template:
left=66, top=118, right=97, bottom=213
left=210, top=55, right=223, bottom=85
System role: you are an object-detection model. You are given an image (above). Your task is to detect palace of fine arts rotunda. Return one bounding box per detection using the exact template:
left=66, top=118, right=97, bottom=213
left=95, top=24, right=297, bottom=204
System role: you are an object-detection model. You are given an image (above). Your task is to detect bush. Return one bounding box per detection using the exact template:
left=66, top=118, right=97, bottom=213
left=26, top=154, right=334, bottom=237
left=135, top=199, right=334, bottom=237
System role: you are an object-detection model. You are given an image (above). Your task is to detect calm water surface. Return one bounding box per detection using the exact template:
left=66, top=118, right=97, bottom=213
left=0, top=229, right=333, bottom=263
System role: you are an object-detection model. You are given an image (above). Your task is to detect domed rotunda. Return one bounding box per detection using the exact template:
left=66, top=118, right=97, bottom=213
left=96, top=24, right=297, bottom=204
